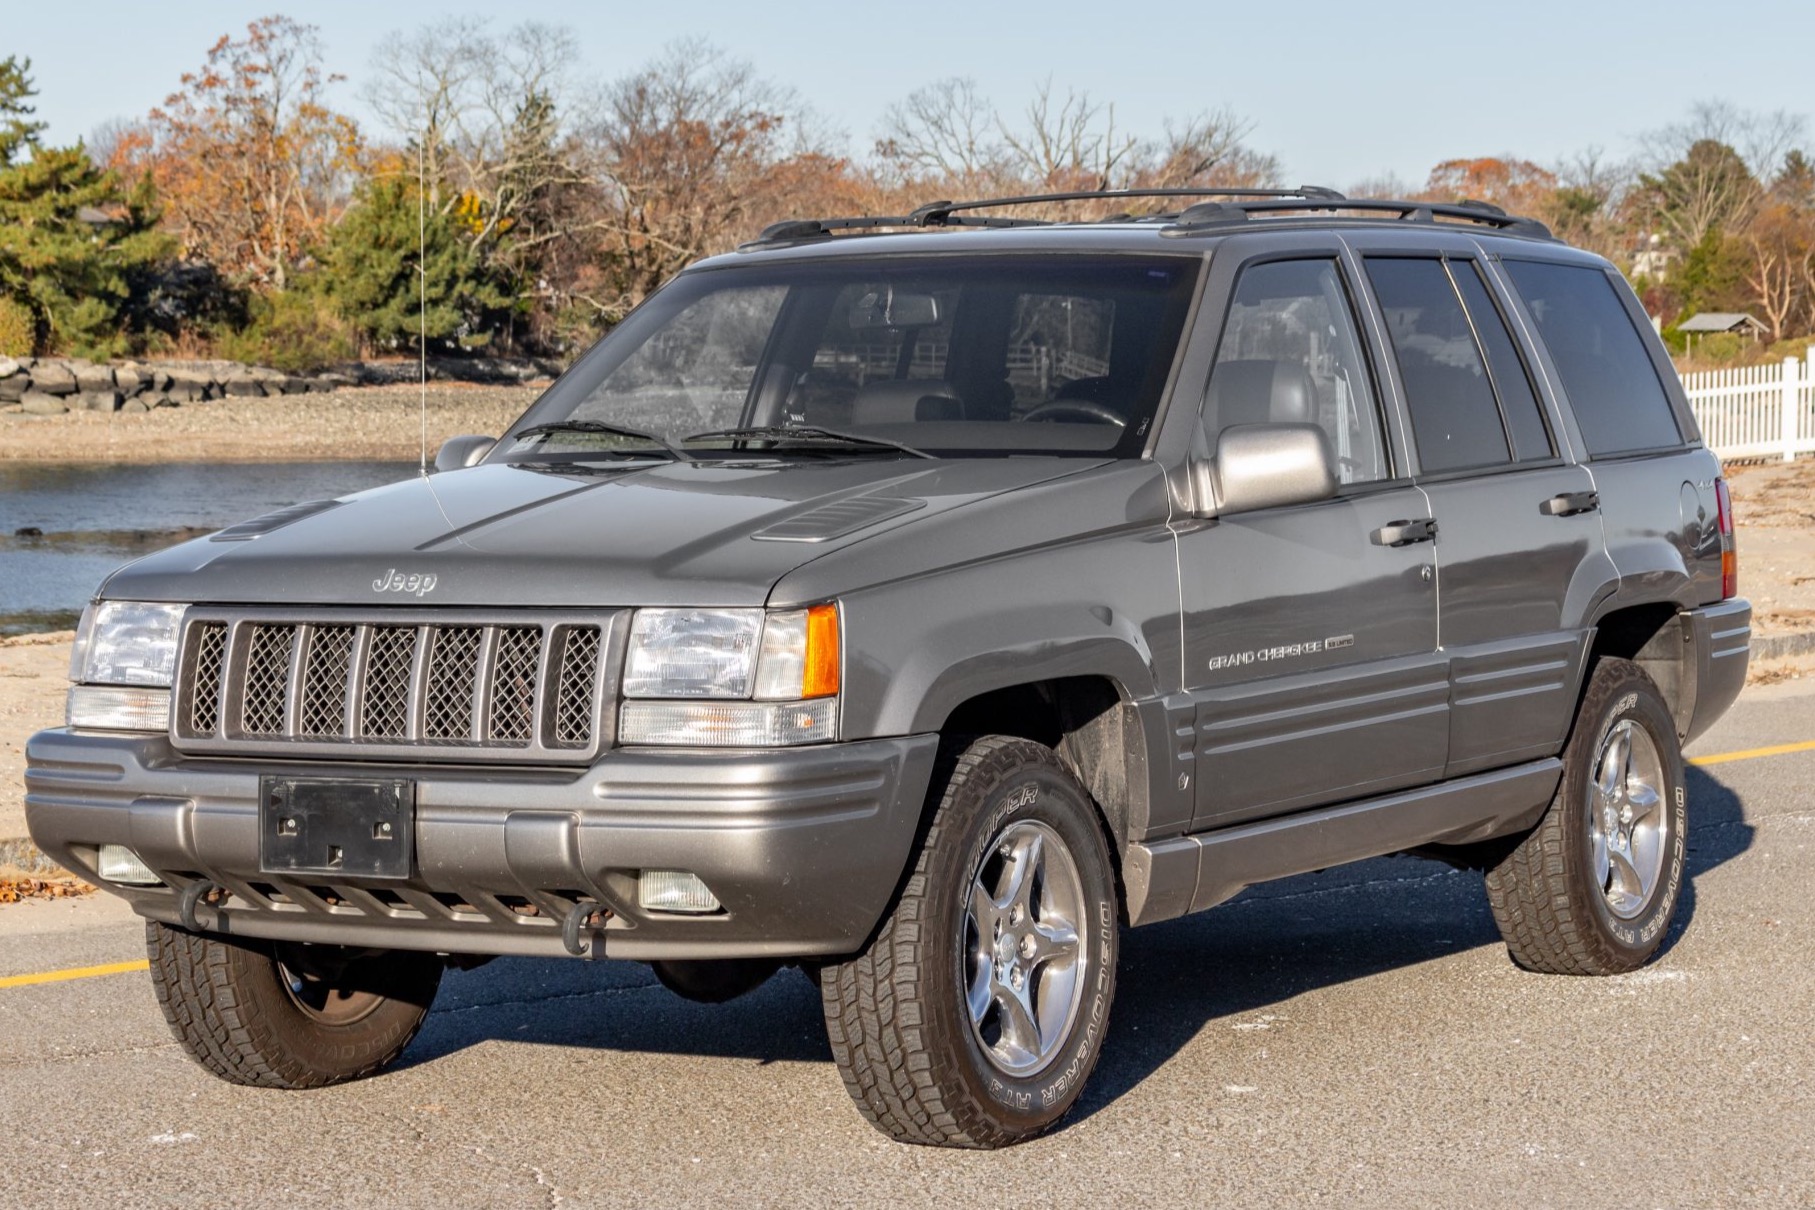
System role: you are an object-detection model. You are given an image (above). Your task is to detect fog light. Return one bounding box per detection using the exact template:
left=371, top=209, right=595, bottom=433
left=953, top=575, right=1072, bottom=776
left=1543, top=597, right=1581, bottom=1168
left=639, top=870, right=721, bottom=914
left=67, top=685, right=171, bottom=731
left=98, top=845, right=163, bottom=886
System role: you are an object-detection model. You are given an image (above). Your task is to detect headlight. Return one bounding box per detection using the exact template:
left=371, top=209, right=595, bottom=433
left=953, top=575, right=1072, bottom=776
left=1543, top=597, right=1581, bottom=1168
left=621, top=603, right=839, bottom=745
left=71, top=601, right=185, bottom=687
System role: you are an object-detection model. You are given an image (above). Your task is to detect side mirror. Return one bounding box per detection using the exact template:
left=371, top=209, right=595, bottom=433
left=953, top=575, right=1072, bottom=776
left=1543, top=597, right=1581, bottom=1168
left=434, top=435, right=496, bottom=473
left=1211, top=423, right=1338, bottom=515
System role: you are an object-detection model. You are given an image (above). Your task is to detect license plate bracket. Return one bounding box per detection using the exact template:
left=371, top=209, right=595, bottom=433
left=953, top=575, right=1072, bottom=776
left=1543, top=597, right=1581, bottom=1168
left=260, top=777, right=415, bottom=880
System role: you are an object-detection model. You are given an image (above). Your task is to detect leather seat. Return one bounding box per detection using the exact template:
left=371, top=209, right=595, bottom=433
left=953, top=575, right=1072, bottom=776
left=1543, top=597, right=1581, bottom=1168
left=1206, top=359, right=1316, bottom=429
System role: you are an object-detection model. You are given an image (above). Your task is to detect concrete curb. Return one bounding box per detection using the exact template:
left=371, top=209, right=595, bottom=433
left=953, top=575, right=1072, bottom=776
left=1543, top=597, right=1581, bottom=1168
left=1755, top=631, right=1815, bottom=661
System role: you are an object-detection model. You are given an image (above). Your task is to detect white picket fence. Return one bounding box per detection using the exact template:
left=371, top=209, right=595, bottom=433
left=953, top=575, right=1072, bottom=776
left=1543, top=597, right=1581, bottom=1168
left=1680, top=352, right=1815, bottom=462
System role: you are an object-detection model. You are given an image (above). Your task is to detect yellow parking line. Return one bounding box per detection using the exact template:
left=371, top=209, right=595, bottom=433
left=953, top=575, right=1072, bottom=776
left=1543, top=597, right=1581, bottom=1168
left=1690, top=738, right=1815, bottom=767
left=0, top=959, right=149, bottom=990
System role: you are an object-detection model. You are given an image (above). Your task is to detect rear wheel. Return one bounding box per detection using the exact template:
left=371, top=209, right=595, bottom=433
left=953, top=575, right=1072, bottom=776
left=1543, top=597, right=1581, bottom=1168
left=820, top=736, right=1119, bottom=1148
left=147, top=921, right=442, bottom=1088
left=1484, top=658, right=1688, bottom=975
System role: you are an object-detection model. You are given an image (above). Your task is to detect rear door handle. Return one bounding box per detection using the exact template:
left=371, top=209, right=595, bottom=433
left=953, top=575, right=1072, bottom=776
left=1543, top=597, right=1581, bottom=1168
left=1540, top=490, right=1600, bottom=517
left=1370, top=517, right=1438, bottom=547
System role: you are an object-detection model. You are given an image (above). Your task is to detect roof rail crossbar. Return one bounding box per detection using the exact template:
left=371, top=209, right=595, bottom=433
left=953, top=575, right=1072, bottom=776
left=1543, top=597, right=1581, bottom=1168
left=906, top=185, right=1344, bottom=227
left=743, top=185, right=1347, bottom=247
left=1161, top=197, right=1556, bottom=241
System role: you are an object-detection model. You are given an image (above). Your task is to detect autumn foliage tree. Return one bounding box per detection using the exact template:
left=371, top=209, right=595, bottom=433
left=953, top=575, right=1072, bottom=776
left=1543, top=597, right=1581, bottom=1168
left=114, top=16, right=360, bottom=291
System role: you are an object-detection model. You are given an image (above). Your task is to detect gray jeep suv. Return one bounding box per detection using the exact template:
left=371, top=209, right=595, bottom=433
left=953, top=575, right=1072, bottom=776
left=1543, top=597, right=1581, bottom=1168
left=25, top=189, right=1750, bottom=1148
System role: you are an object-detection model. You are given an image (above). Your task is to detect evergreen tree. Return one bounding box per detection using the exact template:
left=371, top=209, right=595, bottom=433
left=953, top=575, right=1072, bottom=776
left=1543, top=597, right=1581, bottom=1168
left=0, top=142, right=172, bottom=355
left=0, top=55, right=47, bottom=165
left=324, top=172, right=509, bottom=352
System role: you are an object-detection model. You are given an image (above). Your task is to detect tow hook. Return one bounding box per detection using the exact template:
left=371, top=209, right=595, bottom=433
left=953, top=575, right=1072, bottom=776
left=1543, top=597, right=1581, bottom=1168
left=178, top=880, right=231, bottom=933
left=560, top=901, right=613, bottom=958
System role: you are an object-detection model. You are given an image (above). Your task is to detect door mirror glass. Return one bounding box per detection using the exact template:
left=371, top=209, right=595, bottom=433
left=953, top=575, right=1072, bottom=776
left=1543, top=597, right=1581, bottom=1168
left=434, top=435, right=496, bottom=473
left=1212, top=423, right=1338, bottom=514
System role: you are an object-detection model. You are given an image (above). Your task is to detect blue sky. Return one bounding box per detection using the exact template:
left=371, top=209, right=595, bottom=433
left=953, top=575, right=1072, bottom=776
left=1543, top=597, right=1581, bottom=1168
left=7, top=0, right=1814, bottom=189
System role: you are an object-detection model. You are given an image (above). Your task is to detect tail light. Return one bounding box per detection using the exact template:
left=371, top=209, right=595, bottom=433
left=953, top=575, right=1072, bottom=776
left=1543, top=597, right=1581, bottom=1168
left=1714, top=478, right=1737, bottom=600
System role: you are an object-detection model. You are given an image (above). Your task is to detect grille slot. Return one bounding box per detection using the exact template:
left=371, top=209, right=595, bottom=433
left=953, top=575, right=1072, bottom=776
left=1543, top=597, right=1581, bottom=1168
left=360, top=626, right=418, bottom=740
left=423, top=626, right=484, bottom=741
left=298, top=626, right=356, bottom=737
left=552, top=627, right=602, bottom=747
left=489, top=626, right=541, bottom=744
left=241, top=625, right=297, bottom=736
left=189, top=623, right=228, bottom=735
left=174, top=612, right=614, bottom=761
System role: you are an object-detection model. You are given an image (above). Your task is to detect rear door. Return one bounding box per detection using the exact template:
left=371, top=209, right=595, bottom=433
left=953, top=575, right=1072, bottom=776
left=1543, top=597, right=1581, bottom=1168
left=1178, top=246, right=1446, bottom=830
left=1353, top=244, right=1612, bottom=777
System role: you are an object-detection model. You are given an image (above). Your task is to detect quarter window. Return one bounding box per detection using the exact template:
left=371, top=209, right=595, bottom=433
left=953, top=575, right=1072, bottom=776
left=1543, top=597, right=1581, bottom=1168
left=1206, top=259, right=1389, bottom=485
left=1503, top=260, right=1683, bottom=457
left=1365, top=258, right=1510, bottom=474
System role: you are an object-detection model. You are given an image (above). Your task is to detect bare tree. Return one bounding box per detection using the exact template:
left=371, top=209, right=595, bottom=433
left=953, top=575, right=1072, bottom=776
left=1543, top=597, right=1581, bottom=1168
left=874, top=77, right=1005, bottom=191
left=583, top=40, right=841, bottom=317
left=1636, top=101, right=1806, bottom=248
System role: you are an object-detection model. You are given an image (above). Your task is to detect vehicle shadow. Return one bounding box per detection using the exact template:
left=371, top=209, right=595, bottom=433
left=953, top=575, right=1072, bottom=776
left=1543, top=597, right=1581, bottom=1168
left=402, top=765, right=1754, bottom=1133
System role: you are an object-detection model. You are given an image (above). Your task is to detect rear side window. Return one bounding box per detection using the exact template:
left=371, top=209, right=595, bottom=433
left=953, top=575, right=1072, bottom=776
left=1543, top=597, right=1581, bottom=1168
left=1365, top=258, right=1510, bottom=473
left=1502, top=261, right=1683, bottom=456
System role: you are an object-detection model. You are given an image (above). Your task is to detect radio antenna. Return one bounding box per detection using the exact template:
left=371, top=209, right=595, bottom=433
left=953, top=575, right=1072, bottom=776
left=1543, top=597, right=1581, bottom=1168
left=417, top=136, right=428, bottom=475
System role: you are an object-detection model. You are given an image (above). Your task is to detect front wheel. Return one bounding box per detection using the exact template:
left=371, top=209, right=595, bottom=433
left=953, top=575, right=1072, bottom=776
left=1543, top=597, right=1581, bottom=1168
left=1484, top=657, right=1688, bottom=975
left=147, top=921, right=442, bottom=1088
left=820, top=736, right=1119, bottom=1148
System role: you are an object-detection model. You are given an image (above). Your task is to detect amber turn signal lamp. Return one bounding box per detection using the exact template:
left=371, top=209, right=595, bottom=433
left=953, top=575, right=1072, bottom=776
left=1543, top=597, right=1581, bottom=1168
left=802, top=603, right=841, bottom=698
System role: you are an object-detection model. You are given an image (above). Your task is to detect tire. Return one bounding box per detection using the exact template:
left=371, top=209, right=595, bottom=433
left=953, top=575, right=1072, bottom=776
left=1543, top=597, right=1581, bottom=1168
left=820, top=736, right=1119, bottom=1148
left=147, top=921, right=442, bottom=1088
left=1484, top=657, right=1688, bottom=975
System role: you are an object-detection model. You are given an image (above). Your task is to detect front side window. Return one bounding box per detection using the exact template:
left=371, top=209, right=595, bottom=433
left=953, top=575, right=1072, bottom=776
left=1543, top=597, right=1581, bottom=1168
left=509, top=255, right=1202, bottom=461
left=1205, top=258, right=1389, bottom=485
left=1503, top=260, right=1683, bottom=457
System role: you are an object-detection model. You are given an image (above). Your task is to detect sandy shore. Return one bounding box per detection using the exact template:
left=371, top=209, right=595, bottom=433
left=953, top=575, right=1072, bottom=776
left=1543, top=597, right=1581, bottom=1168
left=0, top=383, right=543, bottom=464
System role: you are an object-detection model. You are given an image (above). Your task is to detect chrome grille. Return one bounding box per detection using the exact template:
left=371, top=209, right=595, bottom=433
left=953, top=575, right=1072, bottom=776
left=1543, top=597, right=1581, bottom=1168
left=553, top=627, right=601, bottom=746
left=361, top=627, right=417, bottom=740
left=489, top=626, right=541, bottom=743
left=189, top=623, right=228, bottom=734
left=423, top=626, right=483, bottom=741
left=242, top=625, right=297, bottom=736
left=298, top=626, right=356, bottom=737
left=176, top=611, right=615, bottom=762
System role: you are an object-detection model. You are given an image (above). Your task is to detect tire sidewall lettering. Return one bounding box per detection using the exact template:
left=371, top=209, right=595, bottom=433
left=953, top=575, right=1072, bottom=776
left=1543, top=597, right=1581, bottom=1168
left=966, top=768, right=1115, bottom=1115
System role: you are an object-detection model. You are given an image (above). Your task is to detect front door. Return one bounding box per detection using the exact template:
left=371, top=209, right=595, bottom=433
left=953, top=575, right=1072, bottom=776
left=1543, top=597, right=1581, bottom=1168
left=1179, top=253, right=1446, bottom=831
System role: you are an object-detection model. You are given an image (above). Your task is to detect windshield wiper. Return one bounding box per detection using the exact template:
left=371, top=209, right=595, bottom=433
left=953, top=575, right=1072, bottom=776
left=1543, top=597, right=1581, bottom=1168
left=682, top=426, right=934, bottom=459
left=512, top=420, right=692, bottom=461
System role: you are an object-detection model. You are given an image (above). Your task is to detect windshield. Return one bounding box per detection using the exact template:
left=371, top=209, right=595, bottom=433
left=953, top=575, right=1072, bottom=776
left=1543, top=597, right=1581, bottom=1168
left=502, top=253, right=1202, bottom=461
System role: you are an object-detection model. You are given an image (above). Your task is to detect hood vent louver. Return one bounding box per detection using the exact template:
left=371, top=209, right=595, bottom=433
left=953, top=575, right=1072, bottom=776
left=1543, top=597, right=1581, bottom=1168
left=752, top=495, right=925, bottom=543
left=210, top=499, right=343, bottom=542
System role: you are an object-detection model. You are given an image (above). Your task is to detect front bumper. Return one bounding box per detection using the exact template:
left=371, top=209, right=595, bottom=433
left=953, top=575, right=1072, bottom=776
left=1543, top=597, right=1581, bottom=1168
left=25, top=729, right=938, bottom=961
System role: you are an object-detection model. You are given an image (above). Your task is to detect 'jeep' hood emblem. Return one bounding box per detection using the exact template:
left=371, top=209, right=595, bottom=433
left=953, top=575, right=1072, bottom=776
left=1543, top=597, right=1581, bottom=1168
left=374, top=568, right=438, bottom=597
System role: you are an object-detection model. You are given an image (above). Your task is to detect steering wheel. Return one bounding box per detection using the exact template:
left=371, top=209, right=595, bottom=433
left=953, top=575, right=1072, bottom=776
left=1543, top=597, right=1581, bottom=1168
left=1021, top=400, right=1127, bottom=427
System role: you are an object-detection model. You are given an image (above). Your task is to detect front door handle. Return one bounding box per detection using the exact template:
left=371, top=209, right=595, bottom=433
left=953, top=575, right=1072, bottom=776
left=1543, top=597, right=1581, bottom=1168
left=1540, top=490, right=1600, bottom=517
left=1371, top=517, right=1438, bottom=547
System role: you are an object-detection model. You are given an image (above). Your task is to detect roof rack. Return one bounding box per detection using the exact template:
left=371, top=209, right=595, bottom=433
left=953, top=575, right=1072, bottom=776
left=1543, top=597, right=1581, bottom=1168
left=1160, top=197, right=1556, bottom=241
left=744, top=186, right=1346, bottom=247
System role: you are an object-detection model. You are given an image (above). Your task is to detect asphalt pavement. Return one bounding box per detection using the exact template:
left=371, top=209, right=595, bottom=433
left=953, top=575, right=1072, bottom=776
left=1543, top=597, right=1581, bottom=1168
left=2, top=684, right=1811, bottom=1208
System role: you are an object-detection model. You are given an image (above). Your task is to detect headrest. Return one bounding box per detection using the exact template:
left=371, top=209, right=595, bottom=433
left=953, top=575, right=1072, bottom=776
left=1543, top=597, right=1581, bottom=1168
left=1207, top=359, right=1316, bottom=429
left=851, top=379, right=963, bottom=424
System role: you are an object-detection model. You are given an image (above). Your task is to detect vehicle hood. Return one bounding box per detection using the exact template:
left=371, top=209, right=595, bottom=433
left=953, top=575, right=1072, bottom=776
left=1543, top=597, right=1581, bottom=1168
left=100, top=458, right=1111, bottom=607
